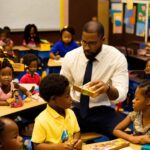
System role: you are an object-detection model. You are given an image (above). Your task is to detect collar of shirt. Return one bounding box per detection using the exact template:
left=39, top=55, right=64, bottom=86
left=46, top=104, right=70, bottom=119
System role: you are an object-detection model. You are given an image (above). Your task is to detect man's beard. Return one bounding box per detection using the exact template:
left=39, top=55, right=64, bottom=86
left=84, top=48, right=101, bottom=61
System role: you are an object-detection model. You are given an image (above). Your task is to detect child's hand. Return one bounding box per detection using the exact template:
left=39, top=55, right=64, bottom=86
left=129, top=135, right=150, bottom=144
left=72, top=139, right=82, bottom=150
left=140, top=135, right=150, bottom=144
left=55, top=55, right=60, bottom=60
left=129, top=135, right=141, bottom=144
left=26, top=91, right=32, bottom=97
left=62, top=141, right=74, bottom=150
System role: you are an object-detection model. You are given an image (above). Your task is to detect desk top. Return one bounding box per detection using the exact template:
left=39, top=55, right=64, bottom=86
left=13, top=46, right=50, bottom=52
left=82, top=140, right=141, bottom=150
left=0, top=98, right=46, bottom=117
left=47, top=58, right=63, bottom=67
left=128, top=54, right=150, bottom=61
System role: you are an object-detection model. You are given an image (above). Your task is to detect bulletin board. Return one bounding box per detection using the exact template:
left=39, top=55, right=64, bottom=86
left=0, top=0, right=68, bottom=31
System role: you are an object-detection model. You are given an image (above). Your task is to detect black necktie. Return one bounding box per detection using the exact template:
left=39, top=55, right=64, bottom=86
left=80, top=60, right=94, bottom=118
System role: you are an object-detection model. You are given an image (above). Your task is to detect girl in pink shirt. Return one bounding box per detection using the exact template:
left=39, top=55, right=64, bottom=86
left=0, top=58, right=32, bottom=106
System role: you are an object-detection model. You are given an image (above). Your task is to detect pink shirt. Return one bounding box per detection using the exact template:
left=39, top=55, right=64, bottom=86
left=0, top=82, right=14, bottom=101
left=20, top=73, right=41, bottom=85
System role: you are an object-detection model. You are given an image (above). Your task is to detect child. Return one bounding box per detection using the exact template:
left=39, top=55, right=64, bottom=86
left=0, top=117, right=23, bottom=150
left=145, top=59, right=150, bottom=74
left=0, top=58, right=32, bottom=106
left=49, top=26, right=79, bottom=60
left=20, top=53, right=41, bottom=85
left=22, top=24, right=40, bottom=48
left=0, top=27, right=16, bottom=59
left=113, top=80, right=150, bottom=144
left=32, top=74, right=82, bottom=150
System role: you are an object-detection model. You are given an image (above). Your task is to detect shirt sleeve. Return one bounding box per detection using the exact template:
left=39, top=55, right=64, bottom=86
left=111, top=54, right=129, bottom=103
left=31, top=118, right=46, bottom=143
left=20, top=74, right=28, bottom=83
left=60, top=52, right=74, bottom=85
left=50, top=42, right=60, bottom=54
left=71, top=110, right=80, bottom=133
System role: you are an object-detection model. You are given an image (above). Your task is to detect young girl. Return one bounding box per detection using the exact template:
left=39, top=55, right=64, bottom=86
left=0, top=117, right=23, bottom=150
left=49, top=26, right=79, bottom=60
left=0, top=58, right=32, bottom=106
left=0, top=27, right=16, bottom=60
left=113, top=80, right=150, bottom=144
left=22, top=24, right=40, bottom=48
left=20, top=53, right=41, bottom=85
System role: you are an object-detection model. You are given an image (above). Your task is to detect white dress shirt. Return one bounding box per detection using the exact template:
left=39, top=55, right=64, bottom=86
left=60, top=44, right=129, bottom=108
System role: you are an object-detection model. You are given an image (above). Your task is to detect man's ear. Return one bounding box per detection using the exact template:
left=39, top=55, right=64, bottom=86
left=102, top=36, right=105, bottom=41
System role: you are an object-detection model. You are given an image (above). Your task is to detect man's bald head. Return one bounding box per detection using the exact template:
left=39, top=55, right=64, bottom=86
left=83, top=21, right=104, bottom=38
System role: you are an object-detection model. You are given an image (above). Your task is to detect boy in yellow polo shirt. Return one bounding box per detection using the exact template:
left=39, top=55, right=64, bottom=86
left=32, top=74, right=82, bottom=150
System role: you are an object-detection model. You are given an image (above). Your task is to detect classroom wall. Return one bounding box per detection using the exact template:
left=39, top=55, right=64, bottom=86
left=10, top=0, right=98, bottom=45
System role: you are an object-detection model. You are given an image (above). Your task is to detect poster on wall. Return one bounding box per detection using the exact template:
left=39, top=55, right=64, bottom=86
left=136, top=4, right=146, bottom=36
left=113, top=12, right=123, bottom=34
left=124, top=5, right=136, bottom=34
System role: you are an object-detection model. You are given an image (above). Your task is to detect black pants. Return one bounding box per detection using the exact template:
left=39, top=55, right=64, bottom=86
left=73, top=106, right=125, bottom=139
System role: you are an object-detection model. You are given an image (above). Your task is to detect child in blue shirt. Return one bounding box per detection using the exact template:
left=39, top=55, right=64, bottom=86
left=49, top=26, right=79, bottom=60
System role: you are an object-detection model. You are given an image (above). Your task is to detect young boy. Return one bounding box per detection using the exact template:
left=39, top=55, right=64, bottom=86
left=32, top=74, right=82, bottom=150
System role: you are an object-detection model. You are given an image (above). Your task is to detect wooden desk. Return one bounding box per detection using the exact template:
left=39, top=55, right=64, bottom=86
left=13, top=46, right=50, bottom=52
left=13, top=46, right=50, bottom=60
left=0, top=99, right=46, bottom=117
left=128, top=54, right=150, bottom=62
left=82, top=140, right=141, bottom=150
left=47, top=58, right=63, bottom=67
left=127, top=54, right=148, bottom=70
left=13, top=46, right=30, bottom=51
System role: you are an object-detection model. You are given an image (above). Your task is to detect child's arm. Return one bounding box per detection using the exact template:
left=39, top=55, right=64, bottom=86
left=13, top=82, right=32, bottom=97
left=72, top=131, right=82, bottom=150
left=49, top=52, right=60, bottom=60
left=33, top=142, right=74, bottom=150
left=113, top=115, right=133, bottom=141
left=113, top=115, right=147, bottom=144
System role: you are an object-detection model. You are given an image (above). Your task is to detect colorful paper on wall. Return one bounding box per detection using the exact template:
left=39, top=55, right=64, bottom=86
left=124, top=6, right=136, bottom=34
left=137, top=4, right=146, bottom=23
left=127, top=0, right=133, bottom=10
left=113, top=12, right=123, bottom=34
left=110, top=3, right=123, bottom=22
left=136, top=22, right=145, bottom=37
left=125, top=24, right=134, bottom=34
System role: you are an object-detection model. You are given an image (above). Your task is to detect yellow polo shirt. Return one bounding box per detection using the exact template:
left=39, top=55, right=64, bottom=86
left=31, top=105, right=80, bottom=143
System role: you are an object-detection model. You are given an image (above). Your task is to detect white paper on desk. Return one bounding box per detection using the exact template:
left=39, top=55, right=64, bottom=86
left=54, top=57, right=64, bottom=63
left=19, top=84, right=38, bottom=91
left=31, top=93, right=44, bottom=102
left=120, top=147, right=133, bottom=150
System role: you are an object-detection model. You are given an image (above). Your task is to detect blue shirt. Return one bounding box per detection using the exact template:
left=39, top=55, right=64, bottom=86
left=50, top=41, right=79, bottom=57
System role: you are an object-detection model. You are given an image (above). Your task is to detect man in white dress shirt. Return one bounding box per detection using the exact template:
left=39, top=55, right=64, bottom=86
left=60, top=21, right=129, bottom=139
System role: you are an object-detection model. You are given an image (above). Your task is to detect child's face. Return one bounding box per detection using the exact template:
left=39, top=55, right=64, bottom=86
left=133, top=87, right=147, bottom=112
left=54, top=86, right=72, bottom=109
left=0, top=67, right=13, bottom=85
left=0, top=32, right=7, bottom=41
left=62, top=31, right=72, bottom=45
left=145, top=61, right=150, bottom=74
left=0, top=119, right=23, bottom=150
left=28, top=60, right=38, bottom=73
left=30, top=27, right=35, bottom=34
